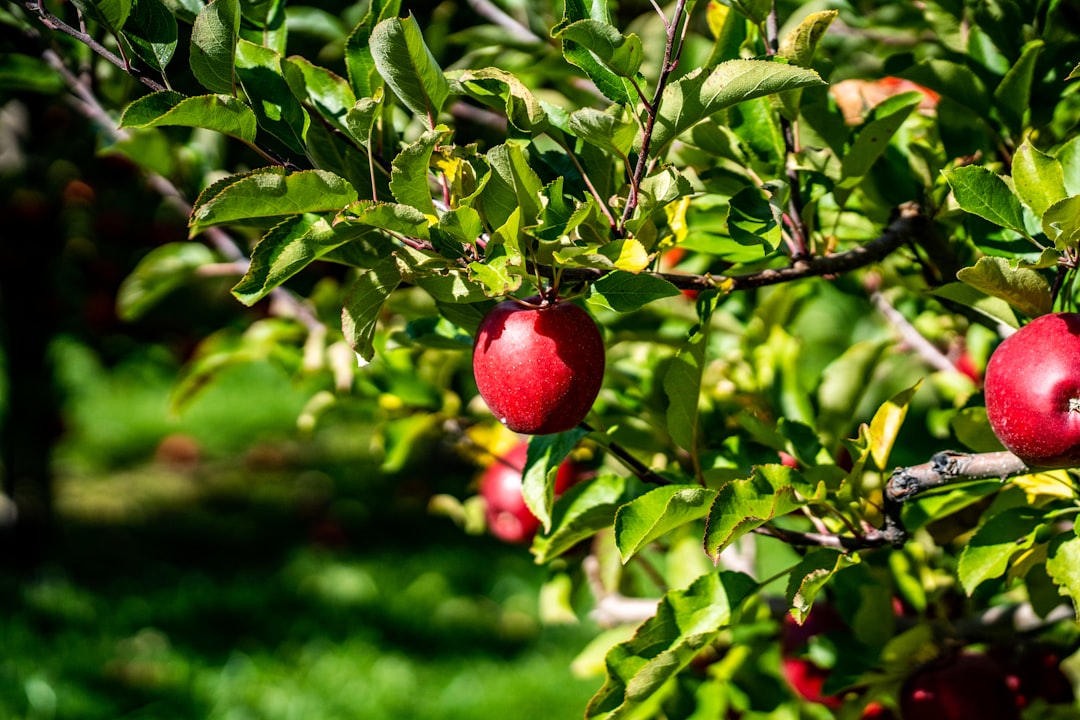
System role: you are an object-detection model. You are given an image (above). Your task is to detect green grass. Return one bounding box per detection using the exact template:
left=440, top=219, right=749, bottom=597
left=0, top=341, right=602, bottom=720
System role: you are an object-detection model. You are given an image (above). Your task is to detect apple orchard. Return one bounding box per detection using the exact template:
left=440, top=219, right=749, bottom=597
left=11, top=0, right=1080, bottom=717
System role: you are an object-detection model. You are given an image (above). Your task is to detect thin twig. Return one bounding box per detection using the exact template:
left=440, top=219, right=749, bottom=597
left=25, top=1, right=165, bottom=91
left=580, top=422, right=670, bottom=485
left=617, top=0, right=689, bottom=236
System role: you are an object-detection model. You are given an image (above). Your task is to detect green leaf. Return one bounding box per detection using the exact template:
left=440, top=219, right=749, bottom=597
left=479, top=142, right=544, bottom=230
left=232, top=214, right=390, bottom=306
left=956, top=256, right=1052, bottom=320
left=993, top=40, right=1043, bottom=136
left=448, top=67, right=548, bottom=133
left=586, top=271, right=681, bottom=313
left=555, top=0, right=630, bottom=104
left=585, top=571, right=756, bottom=719
left=345, top=94, right=384, bottom=146
left=838, top=92, right=922, bottom=190
left=704, top=465, right=812, bottom=561
left=929, top=282, right=1019, bottom=329
left=235, top=40, right=310, bottom=154
left=1012, top=138, right=1068, bottom=216
left=468, top=255, right=523, bottom=297
left=0, top=54, right=64, bottom=93
left=614, top=485, right=718, bottom=563
left=190, top=168, right=359, bottom=235
left=116, top=242, right=216, bottom=321
left=958, top=506, right=1044, bottom=595
left=663, top=324, right=708, bottom=455
left=868, top=381, right=921, bottom=471
left=343, top=0, right=400, bottom=97
left=522, top=429, right=589, bottom=533
left=341, top=255, right=404, bottom=363
left=553, top=20, right=644, bottom=78
left=532, top=474, right=628, bottom=564
left=727, top=183, right=783, bottom=253
left=119, top=91, right=257, bottom=144
left=389, top=127, right=448, bottom=218
left=649, top=60, right=824, bottom=151
left=189, top=0, right=239, bottom=94
left=568, top=105, right=636, bottom=157
left=1046, top=534, right=1080, bottom=620
left=943, top=166, right=1027, bottom=234
left=786, top=549, right=857, bottom=624
left=283, top=56, right=357, bottom=136
left=773, top=9, right=837, bottom=118
left=119, top=0, right=178, bottom=73
left=71, top=0, right=131, bottom=34
left=1041, top=196, right=1080, bottom=252
left=369, top=14, right=449, bottom=124
left=778, top=10, right=838, bottom=67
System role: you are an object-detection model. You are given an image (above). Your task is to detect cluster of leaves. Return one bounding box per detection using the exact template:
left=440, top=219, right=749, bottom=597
left=8, top=0, right=1080, bottom=716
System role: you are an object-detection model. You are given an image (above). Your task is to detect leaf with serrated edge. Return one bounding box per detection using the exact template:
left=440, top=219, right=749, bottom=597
left=584, top=571, right=756, bottom=719
left=120, top=0, right=177, bottom=73
left=532, top=474, right=627, bottom=564
left=958, top=507, right=1043, bottom=595
left=522, top=429, right=588, bottom=533
left=341, top=256, right=403, bottom=362
left=956, top=256, right=1052, bottom=319
left=189, top=169, right=358, bottom=235
left=1046, top=534, right=1080, bottom=620
left=189, top=0, right=238, bottom=94
left=120, top=91, right=257, bottom=144
left=554, top=20, right=643, bottom=78
left=649, top=60, right=823, bottom=151
left=615, top=485, right=718, bottom=563
left=943, top=166, right=1027, bottom=234
left=587, top=270, right=681, bottom=313
left=786, top=550, right=859, bottom=624
left=704, top=465, right=812, bottom=562
left=369, top=14, right=449, bottom=123
left=1012, top=138, right=1067, bottom=216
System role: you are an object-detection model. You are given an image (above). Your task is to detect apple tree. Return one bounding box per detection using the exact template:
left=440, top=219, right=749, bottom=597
left=7, top=0, right=1080, bottom=715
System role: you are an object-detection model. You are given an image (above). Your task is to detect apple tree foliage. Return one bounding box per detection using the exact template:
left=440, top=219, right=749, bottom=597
left=7, top=0, right=1080, bottom=715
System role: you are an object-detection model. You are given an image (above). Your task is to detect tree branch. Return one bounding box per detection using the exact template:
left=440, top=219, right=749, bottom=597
left=885, top=450, right=1030, bottom=502
left=542, top=202, right=926, bottom=293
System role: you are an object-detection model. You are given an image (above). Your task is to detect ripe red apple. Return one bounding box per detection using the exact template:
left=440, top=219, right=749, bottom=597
left=984, top=312, right=1080, bottom=468
left=480, top=441, right=579, bottom=543
left=472, top=296, right=605, bottom=435
left=899, top=651, right=1019, bottom=720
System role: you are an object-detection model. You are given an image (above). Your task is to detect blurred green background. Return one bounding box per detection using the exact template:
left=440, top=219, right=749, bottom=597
left=1, top=340, right=601, bottom=719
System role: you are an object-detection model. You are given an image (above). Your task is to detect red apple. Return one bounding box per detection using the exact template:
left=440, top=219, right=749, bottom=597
left=472, top=296, right=605, bottom=435
left=899, top=651, right=1019, bottom=720
left=984, top=312, right=1080, bottom=468
left=480, top=441, right=579, bottom=543
left=780, top=605, right=845, bottom=708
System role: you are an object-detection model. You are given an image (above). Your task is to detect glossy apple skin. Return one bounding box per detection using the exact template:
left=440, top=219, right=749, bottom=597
left=899, top=652, right=1019, bottom=720
left=984, top=312, right=1080, bottom=468
left=480, top=442, right=578, bottom=544
left=473, top=297, right=605, bottom=435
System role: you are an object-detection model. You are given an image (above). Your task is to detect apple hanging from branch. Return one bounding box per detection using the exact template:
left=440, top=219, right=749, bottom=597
left=984, top=311, right=1080, bottom=469
left=479, top=441, right=581, bottom=544
left=472, top=296, right=605, bottom=435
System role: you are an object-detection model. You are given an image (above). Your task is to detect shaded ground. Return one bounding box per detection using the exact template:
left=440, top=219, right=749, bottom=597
left=0, top=348, right=600, bottom=720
